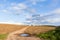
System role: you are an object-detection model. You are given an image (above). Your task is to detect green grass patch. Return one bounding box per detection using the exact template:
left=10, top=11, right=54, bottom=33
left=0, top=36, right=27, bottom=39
left=36, top=27, right=60, bottom=40
left=0, top=34, right=8, bottom=40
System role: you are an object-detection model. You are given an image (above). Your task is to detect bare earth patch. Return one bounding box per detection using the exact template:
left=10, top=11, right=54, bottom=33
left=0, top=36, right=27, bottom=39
left=16, top=37, right=41, bottom=40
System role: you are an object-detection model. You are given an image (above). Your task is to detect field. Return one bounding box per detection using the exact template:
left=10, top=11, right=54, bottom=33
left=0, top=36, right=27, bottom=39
left=0, top=24, right=56, bottom=40
left=0, top=34, right=7, bottom=40
left=0, top=24, right=26, bottom=34
left=25, top=25, right=56, bottom=34
left=36, top=27, right=60, bottom=40
left=0, top=24, right=27, bottom=40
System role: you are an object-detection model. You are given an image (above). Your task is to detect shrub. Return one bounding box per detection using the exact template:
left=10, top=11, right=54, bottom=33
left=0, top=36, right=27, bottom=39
left=36, top=27, right=60, bottom=40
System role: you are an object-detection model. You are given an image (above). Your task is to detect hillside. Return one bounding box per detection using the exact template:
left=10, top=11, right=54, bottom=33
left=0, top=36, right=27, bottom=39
left=0, top=24, right=56, bottom=34
left=0, top=24, right=56, bottom=40
left=25, top=25, right=56, bottom=34
left=0, top=24, right=26, bottom=34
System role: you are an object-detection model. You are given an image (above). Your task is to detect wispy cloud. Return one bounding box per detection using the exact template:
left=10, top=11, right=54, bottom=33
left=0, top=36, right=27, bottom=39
left=0, top=21, right=24, bottom=25
left=27, top=0, right=47, bottom=5
left=0, top=3, right=28, bottom=14
left=51, top=8, right=60, bottom=14
left=0, top=0, right=60, bottom=25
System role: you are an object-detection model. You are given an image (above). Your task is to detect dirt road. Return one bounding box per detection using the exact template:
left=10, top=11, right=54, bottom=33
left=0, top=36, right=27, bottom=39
left=6, top=26, right=29, bottom=40
left=6, top=26, right=41, bottom=40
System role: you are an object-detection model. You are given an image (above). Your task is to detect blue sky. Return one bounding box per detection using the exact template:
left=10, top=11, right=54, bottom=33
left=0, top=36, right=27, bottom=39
left=0, top=0, right=60, bottom=25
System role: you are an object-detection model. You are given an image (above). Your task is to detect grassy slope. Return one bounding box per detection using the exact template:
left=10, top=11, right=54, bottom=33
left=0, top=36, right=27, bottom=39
left=25, top=25, right=56, bottom=34
left=0, top=24, right=27, bottom=40
left=0, top=24, right=56, bottom=34
left=0, top=34, right=7, bottom=40
left=0, top=24, right=56, bottom=40
left=36, top=27, right=60, bottom=40
left=0, top=24, right=26, bottom=34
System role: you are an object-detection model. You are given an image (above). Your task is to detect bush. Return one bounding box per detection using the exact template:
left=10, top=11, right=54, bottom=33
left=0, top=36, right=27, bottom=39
left=36, top=27, right=60, bottom=40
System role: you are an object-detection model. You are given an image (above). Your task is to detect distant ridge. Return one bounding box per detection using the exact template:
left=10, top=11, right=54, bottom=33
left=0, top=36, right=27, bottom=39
left=0, top=24, right=26, bottom=34
left=0, top=24, right=56, bottom=34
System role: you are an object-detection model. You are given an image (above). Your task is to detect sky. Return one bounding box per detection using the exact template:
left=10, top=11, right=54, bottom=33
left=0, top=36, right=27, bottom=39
left=0, top=0, right=60, bottom=25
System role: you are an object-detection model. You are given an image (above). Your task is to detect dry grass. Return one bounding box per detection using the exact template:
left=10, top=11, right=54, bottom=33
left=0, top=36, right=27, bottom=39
left=25, top=26, right=56, bottom=34
left=0, top=24, right=56, bottom=34
left=0, top=24, right=56, bottom=40
left=0, top=24, right=26, bottom=34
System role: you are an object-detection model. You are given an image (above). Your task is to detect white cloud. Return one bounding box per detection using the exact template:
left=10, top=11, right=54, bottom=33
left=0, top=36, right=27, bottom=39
left=41, top=8, right=60, bottom=17
left=12, top=6, right=20, bottom=10
left=18, top=3, right=28, bottom=9
left=43, top=0, right=59, bottom=9
left=40, top=14, right=46, bottom=17
left=38, top=8, right=60, bottom=24
left=2, top=10, right=8, bottom=12
left=40, top=0, right=47, bottom=2
left=11, top=3, right=28, bottom=10
left=30, top=9, right=36, bottom=13
left=0, top=21, right=24, bottom=25
left=0, top=9, right=13, bottom=14
left=0, top=9, right=9, bottom=13
left=29, top=0, right=47, bottom=2
left=27, top=0, right=47, bottom=5
left=51, top=8, right=60, bottom=14
left=40, top=17, right=60, bottom=24
left=25, top=14, right=32, bottom=18
left=26, top=20, right=31, bottom=23
left=3, top=3, right=28, bottom=14
left=46, top=18, right=60, bottom=23
left=3, top=0, right=7, bottom=2
left=11, top=3, right=16, bottom=6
